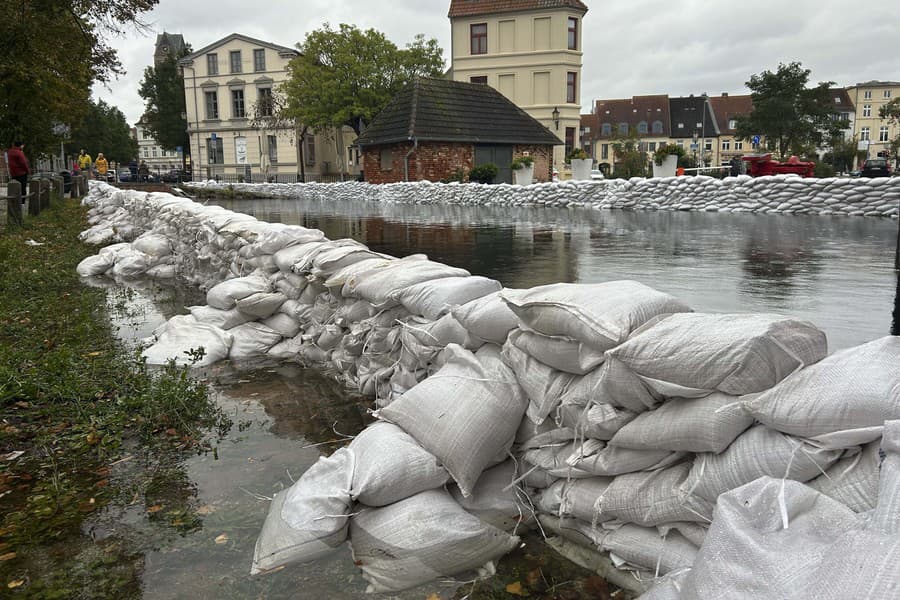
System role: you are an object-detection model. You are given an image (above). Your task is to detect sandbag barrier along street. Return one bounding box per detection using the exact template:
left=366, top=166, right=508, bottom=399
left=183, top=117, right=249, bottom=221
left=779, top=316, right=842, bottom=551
left=77, top=182, right=900, bottom=597
left=186, top=175, right=900, bottom=218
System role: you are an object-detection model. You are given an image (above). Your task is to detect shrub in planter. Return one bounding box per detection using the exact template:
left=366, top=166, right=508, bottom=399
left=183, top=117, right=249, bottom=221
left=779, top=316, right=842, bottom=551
left=511, top=156, right=534, bottom=170
left=653, top=144, right=685, bottom=166
left=469, top=163, right=498, bottom=184
left=566, top=148, right=589, bottom=163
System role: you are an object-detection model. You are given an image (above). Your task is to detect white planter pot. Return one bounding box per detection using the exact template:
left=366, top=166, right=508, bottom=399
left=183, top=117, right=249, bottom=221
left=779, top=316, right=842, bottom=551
left=653, top=154, right=678, bottom=178
left=513, top=164, right=534, bottom=185
left=571, top=158, right=593, bottom=180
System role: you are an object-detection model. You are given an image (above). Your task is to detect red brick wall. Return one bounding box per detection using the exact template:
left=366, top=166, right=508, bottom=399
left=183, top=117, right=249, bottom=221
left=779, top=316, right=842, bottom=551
left=363, top=142, right=554, bottom=183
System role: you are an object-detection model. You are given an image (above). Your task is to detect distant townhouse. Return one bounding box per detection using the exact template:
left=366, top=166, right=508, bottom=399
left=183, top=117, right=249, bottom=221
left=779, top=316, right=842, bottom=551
left=847, top=80, right=900, bottom=164
left=447, top=0, right=587, bottom=170
left=708, top=93, right=755, bottom=166
left=582, top=95, right=670, bottom=173
left=179, top=33, right=350, bottom=182
left=668, top=95, right=720, bottom=166
left=135, top=119, right=182, bottom=175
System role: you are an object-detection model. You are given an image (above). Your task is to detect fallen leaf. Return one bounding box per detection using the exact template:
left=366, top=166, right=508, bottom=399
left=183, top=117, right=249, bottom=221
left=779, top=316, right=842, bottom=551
left=7, top=579, right=24, bottom=589
left=215, top=533, right=229, bottom=544
left=147, top=505, right=163, bottom=514
left=505, top=581, right=527, bottom=596
left=85, top=432, right=101, bottom=445
left=83, top=351, right=103, bottom=357
left=0, top=552, right=15, bottom=561
left=195, top=505, right=216, bottom=515
left=0, top=451, right=24, bottom=461
left=165, top=428, right=178, bottom=436
left=14, top=402, right=28, bottom=409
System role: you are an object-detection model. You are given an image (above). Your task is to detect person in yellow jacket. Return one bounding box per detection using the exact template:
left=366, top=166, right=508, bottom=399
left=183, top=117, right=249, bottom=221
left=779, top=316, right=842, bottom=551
left=95, top=153, right=109, bottom=180
left=78, top=149, right=93, bottom=178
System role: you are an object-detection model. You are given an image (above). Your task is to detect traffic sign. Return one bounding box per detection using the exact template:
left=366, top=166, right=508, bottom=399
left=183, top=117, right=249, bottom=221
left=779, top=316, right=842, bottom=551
left=752, top=135, right=761, bottom=145
left=211, top=133, right=217, bottom=141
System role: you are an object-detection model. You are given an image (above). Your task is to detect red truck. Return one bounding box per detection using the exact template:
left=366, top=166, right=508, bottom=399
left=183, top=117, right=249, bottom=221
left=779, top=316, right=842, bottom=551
left=741, top=153, right=815, bottom=177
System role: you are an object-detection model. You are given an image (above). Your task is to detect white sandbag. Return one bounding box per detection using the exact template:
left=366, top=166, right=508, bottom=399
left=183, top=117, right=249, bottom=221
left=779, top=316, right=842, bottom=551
left=110, top=247, right=150, bottom=278
left=744, top=336, right=900, bottom=439
left=501, top=341, right=575, bottom=425
left=608, top=313, right=827, bottom=396
left=500, top=281, right=692, bottom=351
left=400, top=313, right=473, bottom=350
left=206, top=273, right=270, bottom=310
left=537, top=477, right=614, bottom=523
left=250, top=448, right=354, bottom=574
left=396, top=275, right=502, bottom=320
left=333, top=299, right=376, bottom=326
left=601, top=524, right=698, bottom=576
left=681, top=425, right=843, bottom=502
left=599, top=463, right=715, bottom=526
left=252, top=224, right=324, bottom=255
left=376, top=344, right=526, bottom=497
left=452, top=289, right=520, bottom=344
left=189, top=305, right=254, bottom=330
left=261, top=312, right=302, bottom=338
left=560, top=357, right=660, bottom=414
left=324, top=257, right=394, bottom=294
left=348, top=422, right=448, bottom=507
left=509, top=328, right=605, bottom=375
left=555, top=401, right=637, bottom=441
left=316, top=324, right=344, bottom=351
left=141, top=315, right=232, bottom=367
left=267, top=335, right=304, bottom=359
left=235, top=291, right=286, bottom=318
left=131, top=232, right=172, bottom=257
left=566, top=439, right=684, bottom=477
left=610, top=392, right=754, bottom=454
left=349, top=488, right=519, bottom=593
left=278, top=299, right=312, bottom=323
left=145, top=263, right=176, bottom=279
left=346, top=256, right=469, bottom=307
left=76, top=254, right=114, bottom=276
left=450, top=460, right=527, bottom=531
left=310, top=245, right=383, bottom=278
left=807, top=440, right=882, bottom=513
left=273, top=241, right=325, bottom=273
left=227, top=322, right=283, bottom=360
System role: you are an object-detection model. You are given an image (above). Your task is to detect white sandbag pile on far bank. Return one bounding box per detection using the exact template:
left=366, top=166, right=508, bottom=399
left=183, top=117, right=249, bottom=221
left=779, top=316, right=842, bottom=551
left=77, top=182, right=900, bottom=595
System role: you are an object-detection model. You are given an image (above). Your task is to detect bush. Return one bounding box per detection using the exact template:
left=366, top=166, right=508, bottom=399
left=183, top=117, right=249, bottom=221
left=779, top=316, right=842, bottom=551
left=440, top=168, right=466, bottom=183
left=511, top=155, right=534, bottom=170
left=813, top=161, right=836, bottom=178
left=566, top=148, right=589, bottom=162
left=468, top=163, right=498, bottom=184
left=653, top=144, right=685, bottom=166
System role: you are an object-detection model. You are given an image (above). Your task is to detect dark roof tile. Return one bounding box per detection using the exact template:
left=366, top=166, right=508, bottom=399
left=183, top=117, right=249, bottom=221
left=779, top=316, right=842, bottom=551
left=448, top=0, right=588, bottom=17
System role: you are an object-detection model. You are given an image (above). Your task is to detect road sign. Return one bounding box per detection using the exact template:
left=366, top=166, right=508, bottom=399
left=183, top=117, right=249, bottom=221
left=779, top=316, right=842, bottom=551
left=752, top=135, right=761, bottom=145
left=210, top=133, right=217, bottom=141
left=176, top=146, right=183, bottom=153
left=690, top=143, right=699, bottom=150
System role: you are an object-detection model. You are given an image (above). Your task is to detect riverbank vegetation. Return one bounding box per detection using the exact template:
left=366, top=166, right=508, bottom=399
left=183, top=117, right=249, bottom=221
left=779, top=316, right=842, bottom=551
left=0, top=198, right=228, bottom=597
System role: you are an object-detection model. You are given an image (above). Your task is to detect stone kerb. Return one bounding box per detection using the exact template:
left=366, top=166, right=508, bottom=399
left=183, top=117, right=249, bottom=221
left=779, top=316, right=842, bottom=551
left=185, top=176, right=900, bottom=218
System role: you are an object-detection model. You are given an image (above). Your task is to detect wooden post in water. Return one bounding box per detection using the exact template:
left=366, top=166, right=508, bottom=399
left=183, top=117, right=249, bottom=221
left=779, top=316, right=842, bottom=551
left=892, top=270, right=899, bottom=336
left=7, top=180, right=23, bottom=227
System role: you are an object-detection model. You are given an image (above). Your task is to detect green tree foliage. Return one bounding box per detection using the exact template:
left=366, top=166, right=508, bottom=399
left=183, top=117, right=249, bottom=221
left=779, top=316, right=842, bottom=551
left=826, top=135, right=865, bottom=174
left=879, top=98, right=900, bottom=168
left=0, top=0, right=156, bottom=156
left=281, top=24, right=444, bottom=135
left=611, top=127, right=649, bottom=178
left=735, top=62, right=847, bottom=159
left=66, top=99, right=138, bottom=163
left=138, top=45, right=192, bottom=152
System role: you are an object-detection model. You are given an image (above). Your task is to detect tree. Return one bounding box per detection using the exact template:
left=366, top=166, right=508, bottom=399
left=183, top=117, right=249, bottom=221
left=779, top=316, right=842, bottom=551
left=281, top=24, right=444, bottom=136
left=0, top=0, right=156, bottom=157
left=827, top=135, right=865, bottom=174
left=66, top=99, right=138, bottom=164
left=138, top=44, right=192, bottom=152
left=735, top=62, right=847, bottom=159
left=879, top=98, right=900, bottom=169
left=610, top=127, right=649, bottom=178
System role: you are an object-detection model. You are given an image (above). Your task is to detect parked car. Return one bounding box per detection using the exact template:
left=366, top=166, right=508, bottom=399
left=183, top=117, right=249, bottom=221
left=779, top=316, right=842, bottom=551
left=117, top=169, right=132, bottom=182
left=161, top=169, right=188, bottom=183
left=590, top=169, right=605, bottom=180
left=860, top=158, right=892, bottom=178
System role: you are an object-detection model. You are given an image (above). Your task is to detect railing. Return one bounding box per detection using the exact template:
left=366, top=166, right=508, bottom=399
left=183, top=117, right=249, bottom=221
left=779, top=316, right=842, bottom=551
left=191, top=172, right=359, bottom=185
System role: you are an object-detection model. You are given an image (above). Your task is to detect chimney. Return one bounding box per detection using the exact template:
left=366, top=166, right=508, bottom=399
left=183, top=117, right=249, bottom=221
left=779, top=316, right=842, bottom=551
left=722, top=92, right=729, bottom=97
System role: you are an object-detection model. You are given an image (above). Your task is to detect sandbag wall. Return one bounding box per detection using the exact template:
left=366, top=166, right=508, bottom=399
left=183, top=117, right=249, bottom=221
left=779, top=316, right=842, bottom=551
left=77, top=182, right=900, bottom=596
left=187, top=175, right=900, bottom=217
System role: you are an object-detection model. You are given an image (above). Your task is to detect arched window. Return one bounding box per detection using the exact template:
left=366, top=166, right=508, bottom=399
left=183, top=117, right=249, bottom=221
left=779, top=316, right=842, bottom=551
left=618, top=123, right=629, bottom=135
left=638, top=121, right=648, bottom=134
left=652, top=120, right=664, bottom=134
left=601, top=123, right=612, bottom=136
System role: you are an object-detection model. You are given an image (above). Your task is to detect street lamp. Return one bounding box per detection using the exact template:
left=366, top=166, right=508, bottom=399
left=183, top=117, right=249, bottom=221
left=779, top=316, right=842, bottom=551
left=552, top=106, right=560, bottom=130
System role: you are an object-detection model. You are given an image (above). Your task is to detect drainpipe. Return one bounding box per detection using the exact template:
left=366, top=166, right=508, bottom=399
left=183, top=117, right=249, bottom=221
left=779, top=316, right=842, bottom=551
left=403, top=137, right=418, bottom=182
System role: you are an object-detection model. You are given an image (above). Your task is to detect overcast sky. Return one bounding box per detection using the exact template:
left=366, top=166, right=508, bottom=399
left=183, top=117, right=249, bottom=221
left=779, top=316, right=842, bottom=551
left=93, top=0, right=900, bottom=126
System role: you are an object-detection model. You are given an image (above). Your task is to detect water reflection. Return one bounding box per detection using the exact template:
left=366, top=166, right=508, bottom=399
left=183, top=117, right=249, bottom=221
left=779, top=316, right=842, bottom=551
left=212, top=196, right=897, bottom=349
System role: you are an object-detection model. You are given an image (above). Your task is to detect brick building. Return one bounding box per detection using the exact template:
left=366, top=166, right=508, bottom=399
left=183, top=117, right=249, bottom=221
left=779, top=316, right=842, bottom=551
left=356, top=77, right=560, bottom=184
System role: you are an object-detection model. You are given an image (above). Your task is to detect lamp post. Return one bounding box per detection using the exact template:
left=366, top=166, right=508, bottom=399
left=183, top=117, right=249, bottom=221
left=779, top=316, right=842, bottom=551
left=552, top=106, right=560, bottom=131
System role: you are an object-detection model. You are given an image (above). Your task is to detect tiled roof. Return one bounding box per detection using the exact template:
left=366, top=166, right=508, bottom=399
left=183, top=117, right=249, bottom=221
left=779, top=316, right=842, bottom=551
left=448, top=0, right=588, bottom=17
left=591, top=95, right=671, bottom=138
left=668, top=96, right=720, bottom=139
left=827, top=87, right=854, bottom=111
left=356, top=77, right=561, bottom=147
left=708, top=94, right=753, bottom=134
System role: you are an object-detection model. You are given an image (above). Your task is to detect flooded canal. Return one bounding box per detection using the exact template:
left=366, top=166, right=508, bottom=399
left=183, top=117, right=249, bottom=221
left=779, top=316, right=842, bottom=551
left=92, top=196, right=897, bottom=598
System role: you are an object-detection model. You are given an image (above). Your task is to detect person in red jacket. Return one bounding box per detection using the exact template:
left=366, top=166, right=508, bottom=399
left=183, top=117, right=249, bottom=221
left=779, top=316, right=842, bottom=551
left=6, top=141, right=31, bottom=201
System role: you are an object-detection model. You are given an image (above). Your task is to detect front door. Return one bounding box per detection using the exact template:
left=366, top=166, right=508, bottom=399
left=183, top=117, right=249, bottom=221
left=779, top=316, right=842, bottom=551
left=474, top=144, right=513, bottom=184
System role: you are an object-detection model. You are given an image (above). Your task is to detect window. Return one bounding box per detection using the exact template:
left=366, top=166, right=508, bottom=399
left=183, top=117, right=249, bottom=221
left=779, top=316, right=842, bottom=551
left=567, top=17, right=578, bottom=50
left=696, top=122, right=702, bottom=128
left=704, top=139, right=713, bottom=151
left=151, top=147, right=157, bottom=157
left=231, top=89, right=245, bottom=118
left=652, top=120, right=663, bottom=134
left=676, top=139, right=684, bottom=147
left=253, top=49, right=266, bottom=72
left=649, top=142, right=657, bottom=151
left=601, top=123, right=611, bottom=136
left=734, top=140, right=743, bottom=150
left=637, top=121, right=648, bottom=134
left=304, top=135, right=316, bottom=165
left=601, top=143, right=609, bottom=159
left=728, top=119, right=737, bottom=129
left=380, top=148, right=392, bottom=170
left=207, top=53, right=218, bottom=75
left=258, top=88, right=273, bottom=117
left=229, top=50, right=242, bottom=73
left=880, top=126, right=889, bottom=142
left=564, top=127, right=575, bottom=157
left=470, top=23, right=487, bottom=55
left=204, top=91, right=219, bottom=119
left=863, top=104, right=872, bottom=117
left=267, top=135, right=278, bottom=163
left=864, top=90, right=872, bottom=99
left=860, top=127, right=870, bottom=141
left=677, top=122, right=684, bottom=129
left=885, top=90, right=892, bottom=99
left=618, top=123, right=628, bottom=135
left=566, top=72, right=577, bottom=103
left=722, top=139, right=731, bottom=150
left=638, top=141, right=647, bottom=152
left=470, top=75, right=488, bottom=85
left=207, top=137, right=223, bottom=164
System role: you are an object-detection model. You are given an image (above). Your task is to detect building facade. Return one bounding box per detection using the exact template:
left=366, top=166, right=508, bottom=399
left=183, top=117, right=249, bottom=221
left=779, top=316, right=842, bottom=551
left=179, top=33, right=351, bottom=182
left=582, top=95, right=671, bottom=173
left=847, top=80, right=900, bottom=166
left=447, top=0, right=587, bottom=171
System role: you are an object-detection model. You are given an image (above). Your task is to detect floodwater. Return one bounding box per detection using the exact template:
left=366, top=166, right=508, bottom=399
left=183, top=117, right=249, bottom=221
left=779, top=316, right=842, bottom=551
left=91, top=196, right=898, bottom=599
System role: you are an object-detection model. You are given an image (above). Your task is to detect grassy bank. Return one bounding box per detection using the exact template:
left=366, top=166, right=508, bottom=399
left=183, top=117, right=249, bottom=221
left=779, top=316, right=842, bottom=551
left=0, top=199, right=228, bottom=597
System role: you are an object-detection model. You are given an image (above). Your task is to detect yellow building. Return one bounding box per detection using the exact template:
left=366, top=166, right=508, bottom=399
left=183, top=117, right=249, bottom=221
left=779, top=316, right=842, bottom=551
left=847, top=80, right=900, bottom=166
left=447, top=0, right=587, bottom=171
